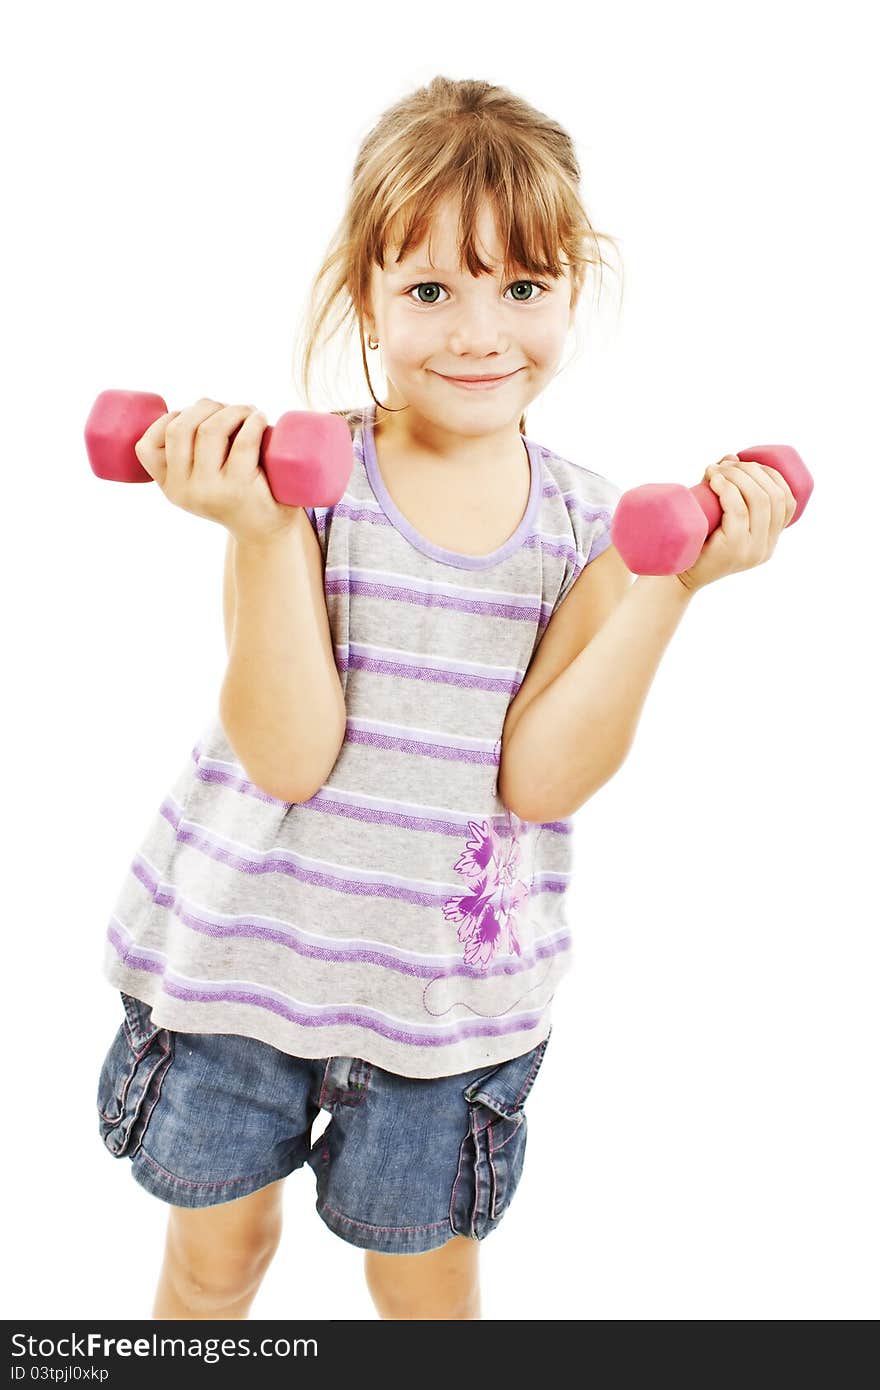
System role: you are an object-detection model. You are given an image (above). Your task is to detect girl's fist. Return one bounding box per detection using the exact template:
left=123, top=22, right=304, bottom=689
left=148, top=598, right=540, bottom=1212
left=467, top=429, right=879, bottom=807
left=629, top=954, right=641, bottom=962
left=676, top=456, right=798, bottom=594
left=133, top=398, right=301, bottom=543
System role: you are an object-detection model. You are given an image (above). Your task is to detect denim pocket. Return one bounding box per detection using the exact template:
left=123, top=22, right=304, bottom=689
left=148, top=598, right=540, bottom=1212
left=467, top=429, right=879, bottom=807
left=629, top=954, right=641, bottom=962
left=450, top=1032, right=550, bottom=1240
left=96, top=991, right=174, bottom=1157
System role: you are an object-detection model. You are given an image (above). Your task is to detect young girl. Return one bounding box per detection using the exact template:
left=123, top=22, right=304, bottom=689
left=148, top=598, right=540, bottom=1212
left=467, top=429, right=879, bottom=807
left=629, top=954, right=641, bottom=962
left=95, top=76, right=797, bottom=1321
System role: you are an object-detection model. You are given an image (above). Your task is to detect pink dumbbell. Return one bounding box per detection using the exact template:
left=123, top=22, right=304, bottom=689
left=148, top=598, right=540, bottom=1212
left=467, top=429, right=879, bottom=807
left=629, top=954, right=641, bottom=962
left=610, top=445, right=813, bottom=575
left=84, top=389, right=353, bottom=507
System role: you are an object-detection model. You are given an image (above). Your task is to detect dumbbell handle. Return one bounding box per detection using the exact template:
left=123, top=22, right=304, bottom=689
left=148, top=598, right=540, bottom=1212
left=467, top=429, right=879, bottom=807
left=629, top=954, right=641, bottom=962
left=84, top=389, right=353, bottom=508
left=695, top=444, right=810, bottom=525
left=610, top=444, right=813, bottom=575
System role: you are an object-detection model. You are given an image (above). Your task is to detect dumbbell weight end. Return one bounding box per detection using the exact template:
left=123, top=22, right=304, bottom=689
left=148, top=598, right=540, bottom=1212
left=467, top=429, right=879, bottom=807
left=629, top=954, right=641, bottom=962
left=85, top=389, right=169, bottom=483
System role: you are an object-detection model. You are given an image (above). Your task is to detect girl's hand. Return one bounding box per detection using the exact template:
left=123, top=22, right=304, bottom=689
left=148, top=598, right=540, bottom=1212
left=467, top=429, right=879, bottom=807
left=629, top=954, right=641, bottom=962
left=133, top=397, right=302, bottom=544
left=676, top=455, right=798, bottom=595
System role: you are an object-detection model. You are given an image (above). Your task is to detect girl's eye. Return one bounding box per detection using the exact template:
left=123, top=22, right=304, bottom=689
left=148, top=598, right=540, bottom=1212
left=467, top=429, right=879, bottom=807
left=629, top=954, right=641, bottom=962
left=406, top=280, right=548, bottom=305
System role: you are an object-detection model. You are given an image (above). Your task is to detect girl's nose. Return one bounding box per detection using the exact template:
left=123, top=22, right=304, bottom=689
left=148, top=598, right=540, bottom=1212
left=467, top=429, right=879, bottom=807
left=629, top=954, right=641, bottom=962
left=447, top=318, right=508, bottom=355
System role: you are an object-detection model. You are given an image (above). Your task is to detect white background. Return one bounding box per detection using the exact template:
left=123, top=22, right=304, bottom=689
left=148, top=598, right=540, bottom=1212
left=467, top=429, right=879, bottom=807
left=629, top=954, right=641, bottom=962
left=3, top=0, right=877, bottom=1322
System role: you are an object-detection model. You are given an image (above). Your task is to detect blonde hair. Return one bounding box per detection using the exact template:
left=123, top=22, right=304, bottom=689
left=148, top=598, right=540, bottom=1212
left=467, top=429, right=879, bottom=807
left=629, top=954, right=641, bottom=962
left=294, top=75, right=622, bottom=437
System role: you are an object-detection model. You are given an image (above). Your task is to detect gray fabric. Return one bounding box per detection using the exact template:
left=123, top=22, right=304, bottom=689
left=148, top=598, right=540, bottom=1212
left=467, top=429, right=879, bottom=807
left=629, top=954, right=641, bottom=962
left=103, top=402, right=621, bottom=1077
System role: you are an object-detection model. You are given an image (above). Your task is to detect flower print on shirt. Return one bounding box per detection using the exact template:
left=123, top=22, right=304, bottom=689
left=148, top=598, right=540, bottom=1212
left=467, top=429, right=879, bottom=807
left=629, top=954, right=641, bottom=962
left=442, top=813, right=532, bottom=969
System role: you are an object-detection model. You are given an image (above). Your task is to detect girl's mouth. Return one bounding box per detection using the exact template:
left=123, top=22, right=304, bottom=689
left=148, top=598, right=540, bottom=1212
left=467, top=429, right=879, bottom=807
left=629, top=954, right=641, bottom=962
left=435, top=369, right=521, bottom=390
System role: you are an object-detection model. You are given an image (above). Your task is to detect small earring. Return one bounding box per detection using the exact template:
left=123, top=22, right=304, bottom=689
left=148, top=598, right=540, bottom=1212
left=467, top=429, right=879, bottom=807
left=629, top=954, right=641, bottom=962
left=368, top=335, right=379, bottom=350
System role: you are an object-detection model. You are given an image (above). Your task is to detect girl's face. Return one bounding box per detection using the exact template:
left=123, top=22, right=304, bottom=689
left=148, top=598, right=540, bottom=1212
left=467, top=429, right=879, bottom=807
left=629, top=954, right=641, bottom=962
left=365, top=197, right=575, bottom=443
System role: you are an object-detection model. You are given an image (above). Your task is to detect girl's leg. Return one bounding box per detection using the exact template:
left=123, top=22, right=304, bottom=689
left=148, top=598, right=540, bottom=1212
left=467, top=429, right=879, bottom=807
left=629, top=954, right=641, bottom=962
left=152, top=1177, right=286, bottom=1320
left=363, top=1234, right=481, bottom=1320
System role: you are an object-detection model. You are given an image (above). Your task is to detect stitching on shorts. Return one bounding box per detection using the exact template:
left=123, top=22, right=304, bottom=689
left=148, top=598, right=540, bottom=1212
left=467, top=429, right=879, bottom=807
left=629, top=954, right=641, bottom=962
left=121, top=993, right=162, bottom=1057
left=449, top=1134, right=469, bottom=1234
left=488, top=1115, right=523, bottom=1154
left=486, top=1132, right=499, bottom=1220
left=136, top=1146, right=287, bottom=1192
left=134, top=1034, right=175, bottom=1143
left=129, top=1034, right=160, bottom=1062
left=319, top=1196, right=449, bottom=1235
left=485, top=1112, right=524, bottom=1219
left=98, top=1035, right=172, bottom=1125
left=474, top=1110, right=483, bottom=1226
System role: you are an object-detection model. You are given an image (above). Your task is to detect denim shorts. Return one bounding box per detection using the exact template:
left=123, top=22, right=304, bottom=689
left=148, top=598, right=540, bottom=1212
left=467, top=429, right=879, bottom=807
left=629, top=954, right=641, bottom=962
left=95, top=991, right=551, bottom=1255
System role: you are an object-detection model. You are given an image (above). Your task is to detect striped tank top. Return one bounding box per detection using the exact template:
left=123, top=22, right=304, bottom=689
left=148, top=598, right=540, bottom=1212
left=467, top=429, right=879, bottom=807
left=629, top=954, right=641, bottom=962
left=102, top=401, right=621, bottom=1077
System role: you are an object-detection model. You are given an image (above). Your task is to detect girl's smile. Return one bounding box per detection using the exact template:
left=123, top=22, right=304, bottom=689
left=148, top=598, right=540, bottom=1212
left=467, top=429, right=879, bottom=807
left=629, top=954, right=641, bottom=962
left=433, top=367, right=524, bottom=389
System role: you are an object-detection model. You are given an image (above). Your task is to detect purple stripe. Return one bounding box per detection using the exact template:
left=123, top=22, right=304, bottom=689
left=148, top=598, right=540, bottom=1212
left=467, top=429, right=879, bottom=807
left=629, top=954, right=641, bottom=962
left=107, top=925, right=556, bottom=1048
left=562, top=491, right=614, bottom=525
left=336, top=643, right=552, bottom=676
left=113, top=864, right=572, bottom=979
left=182, top=745, right=572, bottom=828
left=343, top=726, right=498, bottom=765
left=332, top=564, right=534, bottom=604
left=536, top=534, right=583, bottom=561
left=345, top=715, right=494, bottom=751
left=187, top=743, right=573, bottom=834
left=563, top=530, right=615, bottom=595
left=187, top=747, right=281, bottom=805
left=326, top=572, right=543, bottom=622
left=345, top=641, right=524, bottom=681
left=301, top=789, right=570, bottom=836
left=344, top=650, right=520, bottom=695
left=157, top=797, right=570, bottom=904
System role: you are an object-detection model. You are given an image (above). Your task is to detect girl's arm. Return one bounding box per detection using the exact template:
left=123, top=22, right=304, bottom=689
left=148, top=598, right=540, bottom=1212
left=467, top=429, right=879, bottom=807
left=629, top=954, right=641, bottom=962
left=223, top=530, right=237, bottom=652
left=499, top=574, right=692, bottom=823
left=219, top=512, right=347, bottom=804
left=500, top=453, right=796, bottom=823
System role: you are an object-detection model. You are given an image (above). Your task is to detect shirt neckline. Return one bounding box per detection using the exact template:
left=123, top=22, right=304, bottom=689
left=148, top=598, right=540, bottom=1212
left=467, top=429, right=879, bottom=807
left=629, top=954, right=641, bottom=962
left=360, top=401, right=543, bottom=570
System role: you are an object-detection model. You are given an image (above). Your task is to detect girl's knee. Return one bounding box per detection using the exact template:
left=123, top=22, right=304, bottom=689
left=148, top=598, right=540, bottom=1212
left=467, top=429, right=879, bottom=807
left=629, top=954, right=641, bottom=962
left=164, top=1181, right=284, bottom=1307
left=364, top=1235, right=481, bottom=1319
